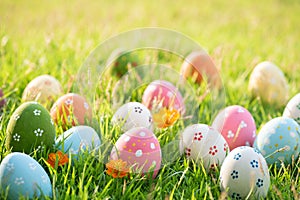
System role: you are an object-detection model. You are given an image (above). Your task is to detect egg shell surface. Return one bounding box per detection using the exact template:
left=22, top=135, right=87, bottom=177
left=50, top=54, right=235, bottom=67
left=180, top=51, right=221, bottom=88
left=180, top=124, right=229, bottom=170
left=22, top=74, right=63, bottom=104
left=111, top=127, right=161, bottom=177
left=220, top=146, right=270, bottom=199
left=112, top=102, right=153, bottom=131
left=283, top=93, right=300, bottom=124
left=142, top=80, right=185, bottom=114
left=254, top=117, right=300, bottom=166
left=212, top=105, right=257, bottom=150
left=50, top=93, right=92, bottom=128
left=248, top=61, right=289, bottom=106
left=56, top=125, right=101, bottom=156
left=0, top=152, right=52, bottom=200
left=6, top=102, right=56, bottom=153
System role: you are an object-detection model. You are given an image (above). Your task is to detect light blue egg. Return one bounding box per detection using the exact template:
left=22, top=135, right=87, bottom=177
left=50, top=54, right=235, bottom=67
left=254, top=117, right=300, bottom=166
left=56, top=126, right=101, bottom=156
left=0, top=152, right=52, bottom=199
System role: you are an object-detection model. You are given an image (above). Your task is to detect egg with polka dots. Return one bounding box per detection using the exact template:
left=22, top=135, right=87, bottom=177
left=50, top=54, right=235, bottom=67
left=212, top=105, right=257, bottom=150
left=112, top=102, right=153, bottom=131
left=110, top=127, right=161, bottom=178
left=142, top=80, right=185, bottom=114
left=220, top=146, right=270, bottom=199
left=283, top=93, right=300, bottom=125
left=0, top=152, right=52, bottom=199
left=248, top=61, right=289, bottom=106
left=180, top=124, right=229, bottom=171
left=50, top=93, right=92, bottom=129
left=254, top=117, right=300, bottom=166
left=56, top=126, right=101, bottom=157
left=6, top=102, right=56, bottom=154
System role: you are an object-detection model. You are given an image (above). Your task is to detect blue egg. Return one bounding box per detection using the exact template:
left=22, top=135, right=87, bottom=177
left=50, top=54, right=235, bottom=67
left=56, top=126, right=101, bottom=156
left=254, top=117, right=300, bottom=166
left=0, top=152, right=52, bottom=199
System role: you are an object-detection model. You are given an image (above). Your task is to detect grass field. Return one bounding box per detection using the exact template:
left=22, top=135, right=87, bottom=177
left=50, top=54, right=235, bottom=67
left=0, top=0, right=300, bottom=199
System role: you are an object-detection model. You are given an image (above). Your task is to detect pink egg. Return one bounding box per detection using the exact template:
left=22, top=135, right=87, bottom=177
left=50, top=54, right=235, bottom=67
left=142, top=80, right=185, bottom=114
left=111, top=127, right=161, bottom=178
left=212, top=105, right=256, bottom=150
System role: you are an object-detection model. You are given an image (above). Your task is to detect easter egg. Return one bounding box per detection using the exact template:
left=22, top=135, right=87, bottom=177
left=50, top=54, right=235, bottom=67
left=109, top=49, right=140, bottom=77
left=50, top=93, right=92, bottom=128
left=0, top=152, right=52, bottom=199
left=110, top=127, right=161, bottom=177
left=22, top=74, right=63, bottom=105
left=112, top=102, right=153, bottom=131
left=212, top=105, right=257, bottom=150
left=283, top=93, right=300, bottom=124
left=56, top=126, right=101, bottom=156
left=0, top=89, right=6, bottom=109
left=180, top=51, right=221, bottom=88
left=6, top=102, right=56, bottom=153
left=248, top=61, right=289, bottom=106
left=220, top=146, right=270, bottom=199
left=142, top=80, right=185, bottom=113
left=179, top=124, right=229, bottom=171
left=254, top=117, right=300, bottom=166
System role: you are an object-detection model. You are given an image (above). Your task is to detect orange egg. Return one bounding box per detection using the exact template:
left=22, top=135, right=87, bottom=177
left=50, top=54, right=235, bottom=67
left=180, top=51, right=221, bottom=88
left=50, top=93, right=92, bottom=128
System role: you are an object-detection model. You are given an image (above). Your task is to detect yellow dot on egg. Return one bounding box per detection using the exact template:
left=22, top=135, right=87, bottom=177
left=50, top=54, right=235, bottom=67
left=296, top=127, right=299, bottom=131
left=275, top=144, right=279, bottom=147
left=128, top=149, right=132, bottom=152
left=132, top=143, right=136, bottom=147
left=288, top=126, right=291, bottom=131
left=279, top=136, right=283, bottom=140
left=143, top=143, right=146, bottom=146
left=269, top=146, right=273, bottom=149
left=123, top=145, right=127, bottom=149
left=294, top=146, right=298, bottom=150
left=128, top=156, right=131, bottom=160
left=137, top=139, right=141, bottom=143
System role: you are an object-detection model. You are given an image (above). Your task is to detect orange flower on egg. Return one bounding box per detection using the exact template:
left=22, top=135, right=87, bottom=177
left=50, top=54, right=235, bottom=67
left=47, top=150, right=69, bottom=168
left=106, top=159, right=130, bottom=178
left=153, top=108, right=180, bottom=128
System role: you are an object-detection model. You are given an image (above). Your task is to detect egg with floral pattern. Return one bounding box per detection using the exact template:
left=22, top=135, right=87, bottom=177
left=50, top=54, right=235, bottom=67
left=248, top=61, right=289, bottom=106
left=0, top=89, right=6, bottom=109
left=212, top=105, right=257, bottom=150
left=110, top=127, right=161, bottom=178
left=220, top=146, right=270, bottom=199
left=283, top=93, right=300, bottom=124
left=6, top=102, right=56, bottom=154
left=254, top=117, right=300, bottom=166
left=112, top=102, right=153, bottom=131
left=180, top=124, right=229, bottom=171
left=142, top=80, right=185, bottom=115
left=56, top=126, right=101, bottom=157
left=50, top=93, right=92, bottom=129
left=0, top=152, right=52, bottom=200
left=22, top=74, right=63, bottom=105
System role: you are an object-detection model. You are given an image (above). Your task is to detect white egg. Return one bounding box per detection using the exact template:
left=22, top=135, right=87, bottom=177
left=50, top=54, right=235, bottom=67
left=112, top=102, right=153, bottom=131
left=283, top=93, right=300, bottom=124
left=180, top=124, right=229, bottom=171
left=220, top=146, right=270, bottom=199
left=0, top=152, right=52, bottom=199
left=248, top=61, right=289, bottom=106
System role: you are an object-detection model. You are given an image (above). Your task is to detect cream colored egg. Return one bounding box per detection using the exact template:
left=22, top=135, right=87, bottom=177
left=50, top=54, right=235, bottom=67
left=22, top=75, right=63, bottom=105
left=248, top=61, right=289, bottom=106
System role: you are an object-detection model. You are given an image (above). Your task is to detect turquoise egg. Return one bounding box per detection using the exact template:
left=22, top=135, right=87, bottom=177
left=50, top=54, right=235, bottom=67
left=0, top=152, right=52, bottom=199
left=254, top=117, right=300, bottom=166
left=56, top=126, right=101, bottom=157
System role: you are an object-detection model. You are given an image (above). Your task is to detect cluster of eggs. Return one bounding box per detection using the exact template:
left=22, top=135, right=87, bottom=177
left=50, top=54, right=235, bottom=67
left=0, top=75, right=101, bottom=199
left=0, top=52, right=299, bottom=199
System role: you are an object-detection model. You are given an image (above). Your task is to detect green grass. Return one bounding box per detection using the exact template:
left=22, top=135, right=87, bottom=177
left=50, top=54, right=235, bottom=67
left=0, top=0, right=300, bottom=199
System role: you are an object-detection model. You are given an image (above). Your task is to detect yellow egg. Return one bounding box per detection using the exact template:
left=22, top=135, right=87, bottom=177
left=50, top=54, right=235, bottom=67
left=248, top=61, right=289, bottom=106
left=22, top=75, right=63, bottom=105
